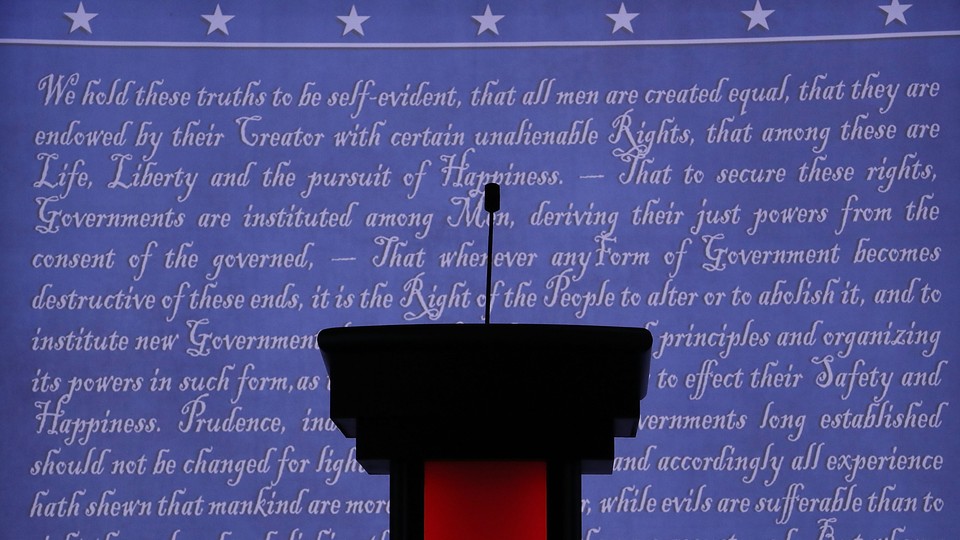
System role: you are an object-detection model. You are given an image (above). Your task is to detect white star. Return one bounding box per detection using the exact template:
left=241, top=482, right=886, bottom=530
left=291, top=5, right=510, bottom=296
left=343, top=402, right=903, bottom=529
left=741, top=0, right=774, bottom=31
left=879, top=0, right=912, bottom=25
left=338, top=6, right=370, bottom=36
left=607, top=3, right=639, bottom=34
left=64, top=2, right=98, bottom=34
left=473, top=5, right=504, bottom=36
left=202, top=4, right=234, bottom=36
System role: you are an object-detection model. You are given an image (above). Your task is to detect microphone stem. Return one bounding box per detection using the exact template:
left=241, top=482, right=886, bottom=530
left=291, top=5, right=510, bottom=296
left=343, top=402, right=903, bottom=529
left=485, top=212, right=494, bottom=324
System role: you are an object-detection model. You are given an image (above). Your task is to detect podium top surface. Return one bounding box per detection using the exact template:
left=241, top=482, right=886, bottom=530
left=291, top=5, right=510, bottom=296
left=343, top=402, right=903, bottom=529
left=318, top=323, right=651, bottom=401
left=318, top=323, right=651, bottom=361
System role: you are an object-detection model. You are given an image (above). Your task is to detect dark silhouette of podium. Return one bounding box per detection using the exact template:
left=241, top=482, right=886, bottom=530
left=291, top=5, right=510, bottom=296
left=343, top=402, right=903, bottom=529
left=317, top=323, right=652, bottom=540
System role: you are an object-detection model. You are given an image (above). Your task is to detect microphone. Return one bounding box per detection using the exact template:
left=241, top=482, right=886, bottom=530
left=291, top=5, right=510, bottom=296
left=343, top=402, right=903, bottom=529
left=484, top=182, right=500, bottom=213
left=484, top=183, right=500, bottom=324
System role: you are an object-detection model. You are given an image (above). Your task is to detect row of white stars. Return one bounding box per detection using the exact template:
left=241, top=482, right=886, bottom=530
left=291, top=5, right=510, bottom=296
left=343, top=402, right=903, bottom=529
left=65, top=1, right=915, bottom=37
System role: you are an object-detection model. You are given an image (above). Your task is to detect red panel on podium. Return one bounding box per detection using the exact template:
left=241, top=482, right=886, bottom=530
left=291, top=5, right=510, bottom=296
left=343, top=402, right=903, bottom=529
left=424, top=461, right=547, bottom=540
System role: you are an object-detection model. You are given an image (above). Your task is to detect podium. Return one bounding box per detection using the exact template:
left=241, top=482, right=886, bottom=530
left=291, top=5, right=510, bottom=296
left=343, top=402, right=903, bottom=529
left=317, top=323, right=652, bottom=540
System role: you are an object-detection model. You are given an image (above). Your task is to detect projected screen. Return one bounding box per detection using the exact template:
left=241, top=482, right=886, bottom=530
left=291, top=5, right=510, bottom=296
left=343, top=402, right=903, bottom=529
left=2, top=1, right=958, bottom=538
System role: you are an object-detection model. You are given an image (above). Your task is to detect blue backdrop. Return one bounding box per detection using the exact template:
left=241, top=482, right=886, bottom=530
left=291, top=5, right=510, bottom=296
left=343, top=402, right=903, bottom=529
left=2, top=2, right=958, bottom=538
